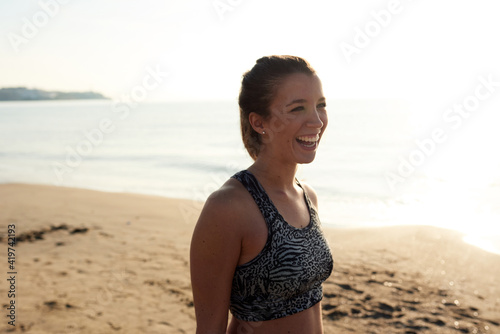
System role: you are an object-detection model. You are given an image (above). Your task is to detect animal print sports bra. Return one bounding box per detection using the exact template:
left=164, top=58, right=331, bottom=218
left=229, top=170, right=334, bottom=321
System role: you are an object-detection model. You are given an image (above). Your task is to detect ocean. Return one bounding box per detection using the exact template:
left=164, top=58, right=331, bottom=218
left=1, top=99, right=499, bottom=255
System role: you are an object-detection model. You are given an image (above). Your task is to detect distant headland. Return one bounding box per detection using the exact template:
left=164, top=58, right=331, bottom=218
left=0, top=87, right=109, bottom=101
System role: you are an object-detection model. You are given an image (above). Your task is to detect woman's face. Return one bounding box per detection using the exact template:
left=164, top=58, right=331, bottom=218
left=259, top=72, right=328, bottom=165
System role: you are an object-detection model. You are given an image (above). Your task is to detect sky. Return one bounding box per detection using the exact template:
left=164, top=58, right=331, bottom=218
left=1, top=0, right=499, bottom=105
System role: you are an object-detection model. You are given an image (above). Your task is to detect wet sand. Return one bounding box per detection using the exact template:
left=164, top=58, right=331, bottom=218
left=0, top=183, right=499, bottom=333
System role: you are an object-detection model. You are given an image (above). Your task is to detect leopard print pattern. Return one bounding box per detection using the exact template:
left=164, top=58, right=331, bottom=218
left=229, top=170, right=334, bottom=322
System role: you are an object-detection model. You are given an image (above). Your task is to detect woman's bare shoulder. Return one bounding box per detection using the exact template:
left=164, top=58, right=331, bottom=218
left=196, top=177, right=252, bottom=230
left=205, top=177, right=250, bottom=210
left=299, top=181, right=319, bottom=209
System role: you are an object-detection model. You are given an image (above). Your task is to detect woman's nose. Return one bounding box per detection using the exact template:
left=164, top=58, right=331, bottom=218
left=307, top=109, right=324, bottom=128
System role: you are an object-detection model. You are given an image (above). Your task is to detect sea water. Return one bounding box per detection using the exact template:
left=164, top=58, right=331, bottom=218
left=0, top=100, right=499, bottom=255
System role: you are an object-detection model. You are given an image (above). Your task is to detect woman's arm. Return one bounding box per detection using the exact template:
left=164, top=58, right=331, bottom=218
left=190, top=187, right=243, bottom=334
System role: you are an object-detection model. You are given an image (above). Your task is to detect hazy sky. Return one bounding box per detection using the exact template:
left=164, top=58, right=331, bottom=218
left=1, top=0, right=499, bottom=104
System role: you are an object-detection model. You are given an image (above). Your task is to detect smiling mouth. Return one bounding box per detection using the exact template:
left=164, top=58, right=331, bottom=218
left=296, top=135, right=319, bottom=148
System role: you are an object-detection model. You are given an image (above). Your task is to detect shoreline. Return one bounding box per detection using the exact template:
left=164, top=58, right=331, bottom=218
left=0, top=183, right=499, bottom=333
left=2, top=181, right=499, bottom=257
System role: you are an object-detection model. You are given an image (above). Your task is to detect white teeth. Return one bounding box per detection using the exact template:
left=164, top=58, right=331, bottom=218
left=297, top=135, right=319, bottom=142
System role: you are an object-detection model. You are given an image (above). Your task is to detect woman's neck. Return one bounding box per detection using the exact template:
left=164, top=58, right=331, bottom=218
left=247, top=157, right=298, bottom=193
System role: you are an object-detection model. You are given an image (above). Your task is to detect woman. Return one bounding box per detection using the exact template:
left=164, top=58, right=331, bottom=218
left=190, top=55, right=334, bottom=334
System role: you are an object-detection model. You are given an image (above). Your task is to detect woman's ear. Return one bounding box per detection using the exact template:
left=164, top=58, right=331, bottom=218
left=248, top=112, right=265, bottom=134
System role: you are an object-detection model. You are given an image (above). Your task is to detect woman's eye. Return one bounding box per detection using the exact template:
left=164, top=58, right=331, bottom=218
left=290, top=106, right=304, bottom=112
left=317, top=103, right=327, bottom=109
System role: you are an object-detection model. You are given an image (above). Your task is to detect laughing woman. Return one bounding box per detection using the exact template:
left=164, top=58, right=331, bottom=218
left=190, top=55, right=334, bottom=334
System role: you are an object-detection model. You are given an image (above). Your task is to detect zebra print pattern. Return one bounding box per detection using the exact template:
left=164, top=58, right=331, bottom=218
left=229, top=170, right=334, bottom=322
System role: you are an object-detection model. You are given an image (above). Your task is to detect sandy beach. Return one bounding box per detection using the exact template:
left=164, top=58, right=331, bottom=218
left=0, top=183, right=499, bottom=334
